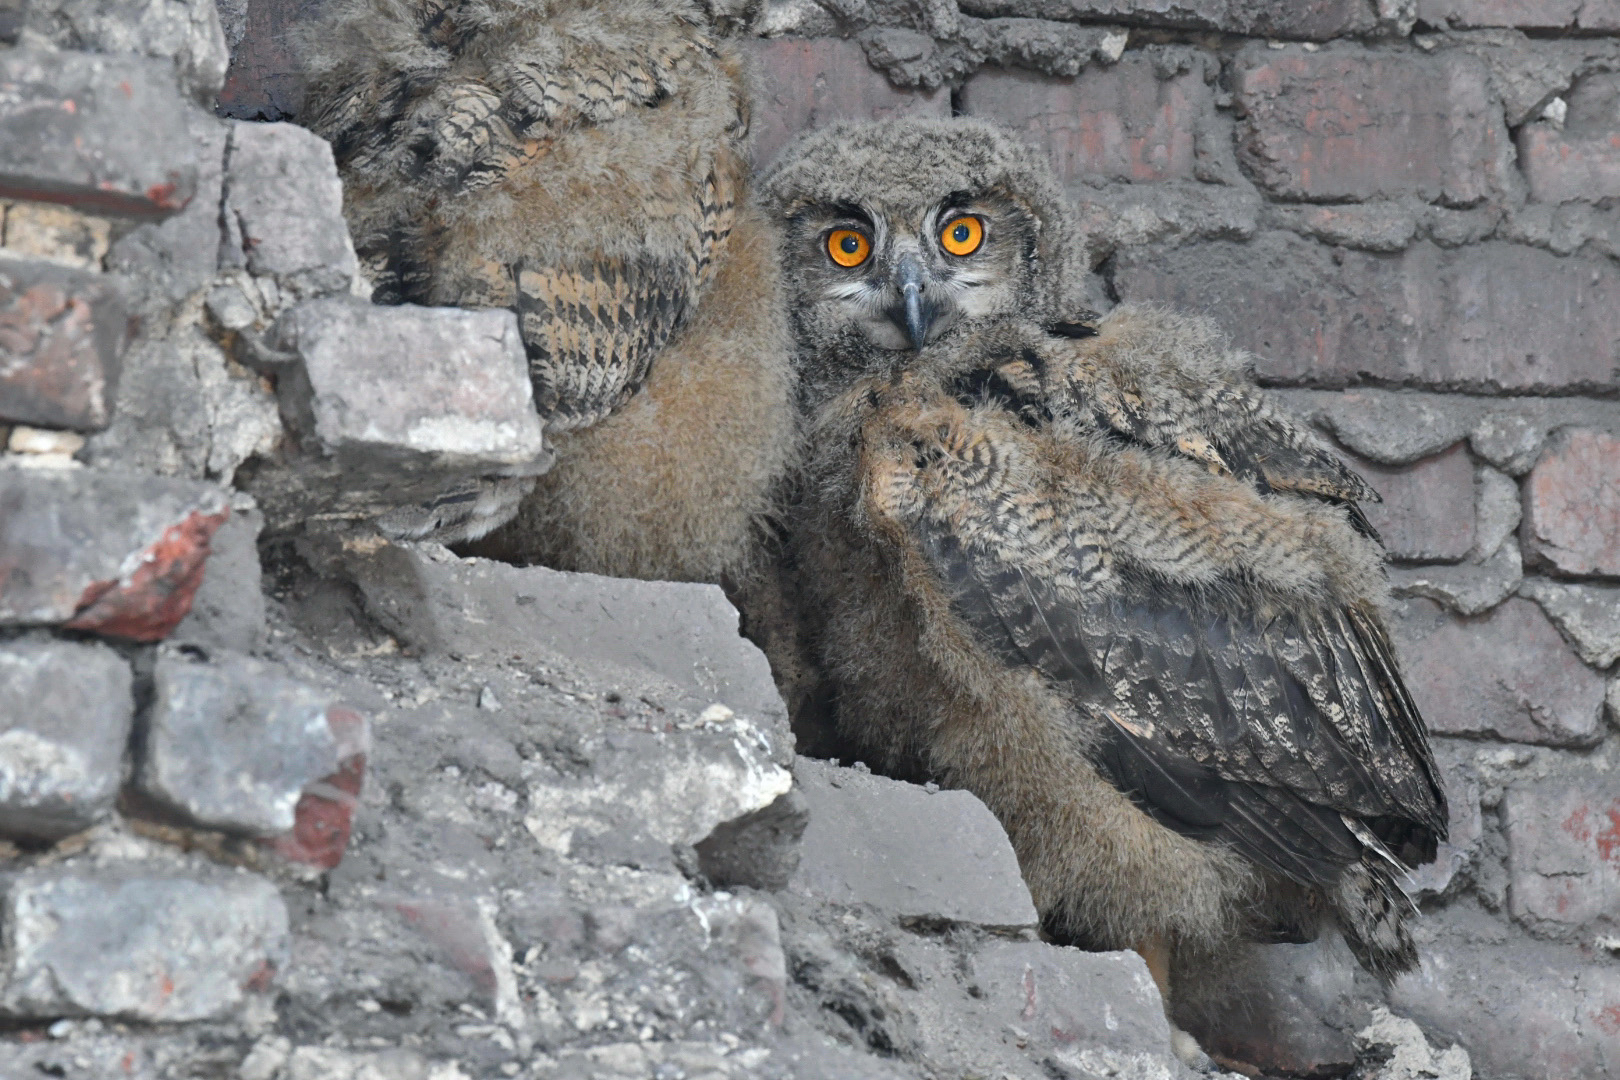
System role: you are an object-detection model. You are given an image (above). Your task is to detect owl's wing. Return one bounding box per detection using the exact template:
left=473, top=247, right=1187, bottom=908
left=876, top=385, right=1445, bottom=886
left=1031, top=309, right=1380, bottom=532
left=924, top=524, right=1445, bottom=886
left=299, top=1, right=740, bottom=429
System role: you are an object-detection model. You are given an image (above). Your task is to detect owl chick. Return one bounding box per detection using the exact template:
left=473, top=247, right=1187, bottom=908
left=297, top=0, right=795, bottom=583
left=762, top=118, right=1446, bottom=1063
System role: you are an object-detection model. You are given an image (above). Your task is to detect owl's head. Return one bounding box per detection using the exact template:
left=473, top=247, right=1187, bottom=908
left=762, top=118, right=1086, bottom=364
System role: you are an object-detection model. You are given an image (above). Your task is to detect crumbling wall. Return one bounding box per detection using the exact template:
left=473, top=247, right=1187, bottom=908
left=1, top=1, right=1617, bottom=1078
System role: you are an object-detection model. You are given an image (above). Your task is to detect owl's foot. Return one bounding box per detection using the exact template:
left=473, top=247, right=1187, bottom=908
left=1133, top=935, right=1216, bottom=1072
left=1169, top=1024, right=1214, bottom=1071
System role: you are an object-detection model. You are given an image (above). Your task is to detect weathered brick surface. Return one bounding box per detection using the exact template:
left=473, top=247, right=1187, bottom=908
left=1233, top=48, right=1509, bottom=204
left=1350, top=444, right=1476, bottom=563
left=0, top=636, right=132, bottom=841
left=0, top=260, right=129, bottom=431
left=1519, top=122, right=1620, bottom=204
left=1503, top=782, right=1620, bottom=932
left=0, top=467, right=229, bottom=639
left=959, top=0, right=1376, bottom=38
left=1393, top=597, right=1607, bottom=746
left=1390, top=918, right=1620, bottom=1080
left=1416, top=0, right=1620, bottom=29
left=790, top=757, right=1038, bottom=928
left=268, top=706, right=367, bottom=869
left=1520, top=578, right=1620, bottom=669
left=135, top=649, right=342, bottom=837
left=217, top=0, right=323, bottom=120
left=0, top=869, right=288, bottom=1021
left=1114, top=236, right=1620, bottom=392
left=972, top=942, right=1172, bottom=1061
left=1524, top=427, right=1620, bottom=577
left=0, top=49, right=197, bottom=218
left=221, top=121, right=358, bottom=302
left=267, top=299, right=545, bottom=468
left=745, top=37, right=949, bottom=168
left=959, top=52, right=1211, bottom=183
left=16, top=0, right=230, bottom=103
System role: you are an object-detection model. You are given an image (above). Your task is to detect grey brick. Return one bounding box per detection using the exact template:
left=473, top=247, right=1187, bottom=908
left=1470, top=412, right=1545, bottom=476
left=1233, top=46, right=1510, bottom=205
left=1473, top=465, right=1521, bottom=561
left=1503, top=781, right=1620, bottom=932
left=1524, top=427, right=1620, bottom=577
left=745, top=37, right=948, bottom=169
left=971, top=941, right=1174, bottom=1064
left=1519, top=578, right=1620, bottom=669
left=0, top=467, right=230, bottom=640
left=0, top=636, right=132, bottom=841
left=17, top=0, right=230, bottom=102
left=0, top=259, right=130, bottom=431
left=789, top=757, right=1038, bottom=929
left=959, top=50, right=1218, bottom=184
left=1390, top=540, right=1522, bottom=617
left=343, top=541, right=789, bottom=751
left=1388, top=912, right=1620, bottom=1079
left=0, top=49, right=197, bottom=218
left=135, top=648, right=340, bottom=836
left=1418, top=0, right=1620, bottom=30
left=172, top=504, right=264, bottom=652
left=1393, top=597, right=1607, bottom=747
left=1351, top=444, right=1476, bottom=564
left=1114, top=236, right=1620, bottom=394
left=1318, top=392, right=1470, bottom=467
left=1178, top=934, right=1377, bottom=1078
left=958, top=0, right=1377, bottom=37
left=106, top=108, right=229, bottom=313
left=221, top=121, right=359, bottom=304
left=244, top=300, right=549, bottom=532
left=0, top=867, right=288, bottom=1021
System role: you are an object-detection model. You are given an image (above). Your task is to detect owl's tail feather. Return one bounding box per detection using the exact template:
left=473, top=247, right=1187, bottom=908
left=1334, top=859, right=1419, bottom=983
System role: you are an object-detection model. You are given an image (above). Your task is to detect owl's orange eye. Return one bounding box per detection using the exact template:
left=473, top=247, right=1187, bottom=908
left=827, top=229, right=871, bottom=268
left=940, top=215, right=983, bottom=256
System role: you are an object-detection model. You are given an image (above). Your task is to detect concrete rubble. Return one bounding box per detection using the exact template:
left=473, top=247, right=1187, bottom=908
left=0, top=0, right=1616, bottom=1078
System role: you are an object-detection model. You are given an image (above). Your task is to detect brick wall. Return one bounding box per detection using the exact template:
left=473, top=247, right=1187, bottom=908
left=744, top=6, right=1620, bottom=1076
left=6, top=0, right=1619, bottom=1077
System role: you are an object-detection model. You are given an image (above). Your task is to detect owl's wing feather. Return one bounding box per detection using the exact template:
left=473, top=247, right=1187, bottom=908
left=915, top=499, right=1445, bottom=889
left=299, top=0, right=740, bottom=428
left=1029, top=308, right=1380, bottom=531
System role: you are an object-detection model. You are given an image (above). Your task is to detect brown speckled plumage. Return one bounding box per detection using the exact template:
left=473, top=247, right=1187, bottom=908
left=299, top=0, right=795, bottom=578
left=763, top=120, right=1446, bottom=1023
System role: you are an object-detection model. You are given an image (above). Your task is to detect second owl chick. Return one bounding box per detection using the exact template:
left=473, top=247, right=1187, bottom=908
left=298, top=0, right=795, bottom=582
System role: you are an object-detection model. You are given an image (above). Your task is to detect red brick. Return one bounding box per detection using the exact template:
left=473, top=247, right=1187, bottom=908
left=1519, top=123, right=1620, bottom=204
left=1416, top=0, right=1620, bottom=29
left=1234, top=48, right=1509, bottom=204
left=1392, top=597, right=1607, bottom=747
left=267, top=706, right=367, bottom=870
left=1525, top=428, right=1620, bottom=578
left=960, top=0, right=1375, bottom=38
left=0, top=468, right=229, bottom=641
left=0, top=261, right=129, bottom=431
left=1350, top=444, right=1475, bottom=563
left=1114, top=235, right=1620, bottom=393
left=959, top=54, right=1210, bottom=184
left=1503, top=782, right=1620, bottom=931
left=744, top=38, right=948, bottom=169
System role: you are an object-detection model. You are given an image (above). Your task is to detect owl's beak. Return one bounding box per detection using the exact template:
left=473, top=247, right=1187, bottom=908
left=889, top=255, right=936, bottom=351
